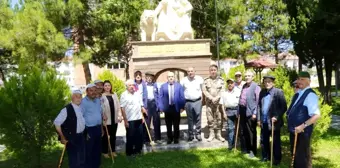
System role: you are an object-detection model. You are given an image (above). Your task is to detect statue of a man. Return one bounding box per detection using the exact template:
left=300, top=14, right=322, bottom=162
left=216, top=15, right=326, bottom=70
left=154, top=0, right=194, bottom=40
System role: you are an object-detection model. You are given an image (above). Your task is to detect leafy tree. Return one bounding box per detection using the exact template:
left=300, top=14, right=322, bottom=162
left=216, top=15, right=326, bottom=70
left=0, top=65, right=70, bottom=167
left=250, top=0, right=291, bottom=64
left=96, top=70, right=126, bottom=97
left=0, top=1, right=69, bottom=71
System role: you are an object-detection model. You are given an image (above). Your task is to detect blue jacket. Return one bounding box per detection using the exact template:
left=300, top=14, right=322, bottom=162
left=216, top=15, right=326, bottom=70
left=159, top=82, right=186, bottom=113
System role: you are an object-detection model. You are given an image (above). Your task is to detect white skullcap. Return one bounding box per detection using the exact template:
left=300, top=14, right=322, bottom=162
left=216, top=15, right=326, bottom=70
left=86, top=83, right=96, bottom=89
left=93, top=79, right=103, bottom=84
left=72, top=89, right=82, bottom=95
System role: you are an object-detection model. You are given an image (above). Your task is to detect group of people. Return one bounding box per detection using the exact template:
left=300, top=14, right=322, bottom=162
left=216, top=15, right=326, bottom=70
left=54, top=64, right=321, bottom=168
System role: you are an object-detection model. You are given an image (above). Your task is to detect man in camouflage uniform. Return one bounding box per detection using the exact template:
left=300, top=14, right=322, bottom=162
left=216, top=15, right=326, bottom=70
left=202, top=64, right=225, bottom=142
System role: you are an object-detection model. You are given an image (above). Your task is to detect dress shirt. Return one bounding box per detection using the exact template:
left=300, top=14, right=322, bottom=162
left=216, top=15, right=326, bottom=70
left=219, top=87, right=241, bottom=107
left=168, top=83, right=175, bottom=105
left=120, top=91, right=143, bottom=121
left=180, top=75, right=203, bottom=100
left=146, top=84, right=155, bottom=100
left=262, top=92, right=271, bottom=123
left=292, top=87, right=321, bottom=116
left=81, top=96, right=103, bottom=127
left=54, top=103, right=86, bottom=133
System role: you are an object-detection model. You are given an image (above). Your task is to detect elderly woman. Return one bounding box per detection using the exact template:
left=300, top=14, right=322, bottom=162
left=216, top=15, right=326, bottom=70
left=101, top=80, right=122, bottom=158
left=120, top=79, right=147, bottom=157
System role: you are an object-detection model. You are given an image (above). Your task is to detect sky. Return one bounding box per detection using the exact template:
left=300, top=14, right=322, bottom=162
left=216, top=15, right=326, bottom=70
left=10, top=0, right=20, bottom=8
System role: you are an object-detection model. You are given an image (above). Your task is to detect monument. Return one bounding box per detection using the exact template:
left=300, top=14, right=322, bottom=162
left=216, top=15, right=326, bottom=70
left=130, top=0, right=212, bottom=80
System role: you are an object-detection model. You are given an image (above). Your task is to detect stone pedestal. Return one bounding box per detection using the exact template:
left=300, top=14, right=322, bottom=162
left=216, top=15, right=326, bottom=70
left=130, top=39, right=212, bottom=80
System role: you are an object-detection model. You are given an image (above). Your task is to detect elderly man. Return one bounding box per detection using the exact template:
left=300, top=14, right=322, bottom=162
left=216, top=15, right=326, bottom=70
left=202, top=64, right=225, bottom=142
left=159, top=71, right=186, bottom=144
left=239, top=70, right=261, bottom=158
left=144, top=71, right=161, bottom=143
left=180, top=67, right=204, bottom=141
left=287, top=72, right=321, bottom=168
left=94, top=79, right=104, bottom=98
left=120, top=79, right=147, bottom=157
left=258, top=76, right=287, bottom=165
left=234, top=71, right=246, bottom=89
left=81, top=84, right=104, bottom=168
left=54, top=89, right=85, bottom=168
left=220, top=79, right=241, bottom=150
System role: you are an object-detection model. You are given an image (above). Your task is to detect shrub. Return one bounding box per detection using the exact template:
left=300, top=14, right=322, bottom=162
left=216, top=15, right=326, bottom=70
left=0, top=66, right=70, bottom=167
left=96, top=70, right=125, bottom=98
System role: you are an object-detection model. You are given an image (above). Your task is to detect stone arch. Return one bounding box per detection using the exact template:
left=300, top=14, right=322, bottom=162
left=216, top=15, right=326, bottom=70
left=154, top=68, right=188, bottom=82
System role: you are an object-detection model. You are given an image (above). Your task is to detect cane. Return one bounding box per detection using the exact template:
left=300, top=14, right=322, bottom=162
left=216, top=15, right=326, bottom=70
left=271, top=120, right=274, bottom=168
left=104, top=123, right=115, bottom=164
left=142, top=113, right=156, bottom=151
left=234, top=116, right=240, bottom=153
left=290, top=132, right=298, bottom=168
left=57, top=142, right=67, bottom=168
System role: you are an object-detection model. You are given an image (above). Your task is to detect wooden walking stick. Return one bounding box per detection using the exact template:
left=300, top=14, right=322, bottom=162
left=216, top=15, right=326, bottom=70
left=57, top=142, right=67, bottom=168
left=271, top=120, right=274, bottom=168
left=142, top=113, right=156, bottom=151
left=290, top=132, right=298, bottom=168
left=104, top=123, right=115, bottom=164
left=234, top=116, right=240, bottom=153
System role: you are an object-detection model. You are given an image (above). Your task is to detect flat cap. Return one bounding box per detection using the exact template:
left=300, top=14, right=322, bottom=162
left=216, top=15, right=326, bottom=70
left=226, top=78, right=235, bottom=83
left=235, top=71, right=242, bottom=76
left=72, top=89, right=82, bottom=95
left=86, top=83, right=96, bottom=89
left=93, top=79, right=103, bottom=84
left=298, top=71, right=310, bottom=78
left=145, top=71, right=155, bottom=76
left=263, top=75, right=275, bottom=80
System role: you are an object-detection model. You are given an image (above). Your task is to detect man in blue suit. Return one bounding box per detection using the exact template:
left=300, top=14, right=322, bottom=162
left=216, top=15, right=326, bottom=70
left=159, top=71, right=186, bottom=144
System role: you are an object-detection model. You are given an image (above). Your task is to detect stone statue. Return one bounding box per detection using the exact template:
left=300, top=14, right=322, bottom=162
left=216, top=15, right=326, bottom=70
left=153, top=0, right=194, bottom=40
left=140, top=10, right=158, bottom=41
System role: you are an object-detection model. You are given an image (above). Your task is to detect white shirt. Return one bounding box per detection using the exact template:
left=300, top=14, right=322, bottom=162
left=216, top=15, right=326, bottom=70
left=147, top=85, right=155, bottom=100
left=234, top=81, right=246, bottom=90
left=180, top=75, right=203, bottom=100
left=293, top=87, right=321, bottom=116
left=120, top=90, right=143, bottom=121
left=219, top=87, right=241, bottom=108
left=54, top=103, right=86, bottom=133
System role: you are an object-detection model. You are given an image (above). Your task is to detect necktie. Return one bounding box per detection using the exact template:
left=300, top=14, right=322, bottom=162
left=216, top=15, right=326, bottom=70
left=170, top=84, right=174, bottom=105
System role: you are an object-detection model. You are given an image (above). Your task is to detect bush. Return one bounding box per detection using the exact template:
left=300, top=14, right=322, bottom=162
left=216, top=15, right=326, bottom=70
left=0, top=66, right=70, bottom=167
left=96, top=70, right=125, bottom=98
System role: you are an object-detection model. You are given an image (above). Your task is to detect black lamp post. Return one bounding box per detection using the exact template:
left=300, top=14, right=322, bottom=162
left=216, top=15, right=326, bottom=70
left=214, top=0, right=220, bottom=69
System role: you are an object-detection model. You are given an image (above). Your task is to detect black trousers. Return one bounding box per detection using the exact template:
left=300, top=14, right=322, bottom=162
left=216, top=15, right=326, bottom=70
left=66, top=133, right=86, bottom=168
left=144, top=99, right=161, bottom=142
left=260, top=124, right=282, bottom=162
left=165, top=105, right=181, bottom=141
left=102, top=123, right=118, bottom=153
left=239, top=106, right=257, bottom=155
left=290, top=132, right=312, bottom=168
left=126, top=119, right=143, bottom=156
left=85, top=125, right=102, bottom=168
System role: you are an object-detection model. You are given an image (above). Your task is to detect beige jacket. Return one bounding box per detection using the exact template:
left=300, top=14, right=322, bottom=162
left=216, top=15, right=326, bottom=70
left=101, top=93, right=121, bottom=125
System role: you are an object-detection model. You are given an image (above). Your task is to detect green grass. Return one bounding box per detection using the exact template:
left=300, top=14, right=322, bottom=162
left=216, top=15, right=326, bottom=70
left=1, top=128, right=340, bottom=168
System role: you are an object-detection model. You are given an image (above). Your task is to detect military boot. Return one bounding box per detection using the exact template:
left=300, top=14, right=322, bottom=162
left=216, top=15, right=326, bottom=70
left=215, top=130, right=225, bottom=142
left=207, top=129, right=215, bottom=142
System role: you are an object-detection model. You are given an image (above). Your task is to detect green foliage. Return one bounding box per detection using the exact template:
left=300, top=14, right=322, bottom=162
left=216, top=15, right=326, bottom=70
left=312, top=89, right=332, bottom=148
left=96, top=70, right=125, bottom=98
left=0, top=65, right=70, bottom=167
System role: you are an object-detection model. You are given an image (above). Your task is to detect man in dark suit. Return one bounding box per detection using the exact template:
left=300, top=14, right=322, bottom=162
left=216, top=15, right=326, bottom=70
left=159, top=71, right=186, bottom=144
left=258, top=75, right=287, bottom=165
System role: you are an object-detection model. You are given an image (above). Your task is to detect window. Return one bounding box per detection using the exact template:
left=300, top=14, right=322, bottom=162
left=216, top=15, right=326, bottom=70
left=107, top=62, right=126, bottom=69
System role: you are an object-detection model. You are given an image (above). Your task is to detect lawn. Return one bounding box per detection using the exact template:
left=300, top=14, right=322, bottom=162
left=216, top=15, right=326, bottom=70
left=1, top=128, right=340, bottom=168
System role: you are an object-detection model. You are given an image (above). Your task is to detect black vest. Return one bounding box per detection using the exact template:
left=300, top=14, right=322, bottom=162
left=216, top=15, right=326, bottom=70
left=287, top=88, right=315, bottom=136
left=58, top=103, right=77, bottom=140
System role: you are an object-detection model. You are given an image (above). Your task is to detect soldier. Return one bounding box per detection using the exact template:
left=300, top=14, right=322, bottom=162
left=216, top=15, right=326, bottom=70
left=202, top=64, right=225, bottom=142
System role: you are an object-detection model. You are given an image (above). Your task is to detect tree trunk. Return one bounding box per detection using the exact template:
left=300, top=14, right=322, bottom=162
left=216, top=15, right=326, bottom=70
left=315, top=58, right=325, bottom=98
left=324, top=57, right=332, bottom=104
left=125, top=63, right=130, bottom=80
left=298, top=57, right=302, bottom=72
left=0, top=68, right=5, bottom=81
left=82, top=61, right=92, bottom=84
left=274, top=39, right=279, bottom=64
left=335, top=63, right=340, bottom=97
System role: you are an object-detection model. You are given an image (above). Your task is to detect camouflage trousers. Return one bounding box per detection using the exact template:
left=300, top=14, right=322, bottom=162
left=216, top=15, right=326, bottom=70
left=206, top=102, right=224, bottom=130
